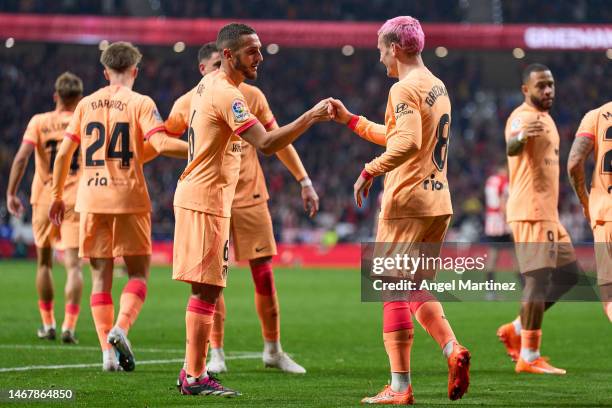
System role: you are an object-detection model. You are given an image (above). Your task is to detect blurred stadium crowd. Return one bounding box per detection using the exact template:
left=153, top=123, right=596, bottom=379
left=1, top=1, right=610, bottom=247
left=2, top=44, right=609, bottom=245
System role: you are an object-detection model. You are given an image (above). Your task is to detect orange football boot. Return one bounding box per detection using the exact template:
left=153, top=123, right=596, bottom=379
left=496, top=322, right=520, bottom=362
left=447, top=343, right=471, bottom=401
left=361, top=384, right=414, bottom=405
left=515, top=357, right=566, bottom=375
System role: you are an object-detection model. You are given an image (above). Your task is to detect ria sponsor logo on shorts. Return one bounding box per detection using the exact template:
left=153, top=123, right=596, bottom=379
left=423, top=174, right=447, bottom=191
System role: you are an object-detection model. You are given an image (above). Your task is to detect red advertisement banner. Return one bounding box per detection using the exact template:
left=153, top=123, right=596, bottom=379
left=0, top=13, right=610, bottom=50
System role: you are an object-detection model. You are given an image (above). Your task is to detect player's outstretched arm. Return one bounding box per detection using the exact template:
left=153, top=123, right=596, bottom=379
left=142, top=141, right=161, bottom=163
left=240, top=98, right=332, bottom=155
left=353, top=113, right=422, bottom=208
left=147, top=132, right=189, bottom=159
left=6, top=142, right=35, bottom=217
left=329, top=98, right=386, bottom=146
left=363, top=122, right=422, bottom=178
left=360, top=131, right=421, bottom=186
left=567, top=135, right=594, bottom=223
left=506, top=120, right=544, bottom=156
left=49, top=137, right=79, bottom=226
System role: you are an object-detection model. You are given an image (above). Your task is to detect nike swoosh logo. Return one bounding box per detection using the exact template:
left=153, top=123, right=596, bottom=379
left=255, top=247, right=267, bottom=252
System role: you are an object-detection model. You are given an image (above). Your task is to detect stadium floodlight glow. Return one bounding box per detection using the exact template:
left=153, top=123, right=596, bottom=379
left=5, top=37, right=14, bottom=48
left=341, top=45, right=355, bottom=56
left=607, top=49, right=612, bottom=59
left=513, top=48, right=525, bottom=59
left=173, top=41, right=186, bottom=53
left=435, top=46, right=448, bottom=58
left=266, top=43, right=279, bottom=55
left=98, top=40, right=109, bottom=51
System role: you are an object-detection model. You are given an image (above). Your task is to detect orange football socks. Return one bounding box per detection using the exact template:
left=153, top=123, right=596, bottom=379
left=185, top=297, right=215, bottom=378
left=383, top=302, right=414, bottom=374
left=251, top=262, right=280, bottom=341
left=116, top=279, right=147, bottom=334
left=409, top=291, right=456, bottom=351
left=90, top=293, right=114, bottom=351
left=520, top=329, right=542, bottom=362
left=62, top=303, right=80, bottom=333
left=38, top=300, right=55, bottom=329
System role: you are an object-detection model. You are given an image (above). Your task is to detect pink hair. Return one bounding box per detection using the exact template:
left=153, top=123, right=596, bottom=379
left=377, top=16, right=425, bottom=54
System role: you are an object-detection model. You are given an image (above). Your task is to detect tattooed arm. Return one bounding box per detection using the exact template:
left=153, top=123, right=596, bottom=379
left=567, top=136, right=594, bottom=223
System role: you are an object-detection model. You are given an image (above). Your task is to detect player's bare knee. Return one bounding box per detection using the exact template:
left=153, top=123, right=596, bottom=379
left=36, top=247, right=53, bottom=268
left=123, top=255, right=150, bottom=280
left=249, top=256, right=272, bottom=267
left=67, top=266, right=83, bottom=286
left=191, top=282, right=223, bottom=304
left=89, top=258, right=114, bottom=292
left=91, top=276, right=112, bottom=293
left=36, top=265, right=52, bottom=278
left=553, top=261, right=580, bottom=287
left=62, top=248, right=80, bottom=270
left=522, top=269, right=551, bottom=302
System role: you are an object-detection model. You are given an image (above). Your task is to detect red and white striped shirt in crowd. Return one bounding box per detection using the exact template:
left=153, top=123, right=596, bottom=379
left=484, top=172, right=511, bottom=236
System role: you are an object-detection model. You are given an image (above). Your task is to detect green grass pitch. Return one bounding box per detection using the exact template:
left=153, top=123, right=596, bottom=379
left=0, top=260, right=611, bottom=407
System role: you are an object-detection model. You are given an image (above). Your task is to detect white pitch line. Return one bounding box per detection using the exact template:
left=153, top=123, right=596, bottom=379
left=0, top=352, right=262, bottom=373
left=0, top=344, right=184, bottom=353
left=0, top=358, right=184, bottom=373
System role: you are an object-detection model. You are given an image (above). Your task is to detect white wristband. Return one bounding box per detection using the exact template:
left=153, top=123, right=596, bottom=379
left=300, top=177, right=313, bottom=188
left=517, top=131, right=527, bottom=143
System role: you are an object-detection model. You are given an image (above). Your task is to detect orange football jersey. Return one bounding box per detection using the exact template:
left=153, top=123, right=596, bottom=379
left=363, top=67, right=453, bottom=219
left=505, top=103, right=560, bottom=222
left=173, top=70, right=258, bottom=217
left=23, top=109, right=80, bottom=207
left=232, top=83, right=276, bottom=207
left=165, top=81, right=277, bottom=209
left=65, top=85, right=165, bottom=214
left=576, top=102, right=612, bottom=227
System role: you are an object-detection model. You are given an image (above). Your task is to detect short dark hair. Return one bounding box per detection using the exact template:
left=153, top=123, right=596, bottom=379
left=216, top=23, right=256, bottom=51
left=522, top=63, right=550, bottom=84
left=55, top=71, right=83, bottom=105
left=100, top=41, right=142, bottom=73
left=198, top=42, right=218, bottom=63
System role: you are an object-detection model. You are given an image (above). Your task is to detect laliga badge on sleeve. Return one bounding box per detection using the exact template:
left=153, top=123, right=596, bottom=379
left=232, top=99, right=250, bottom=123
